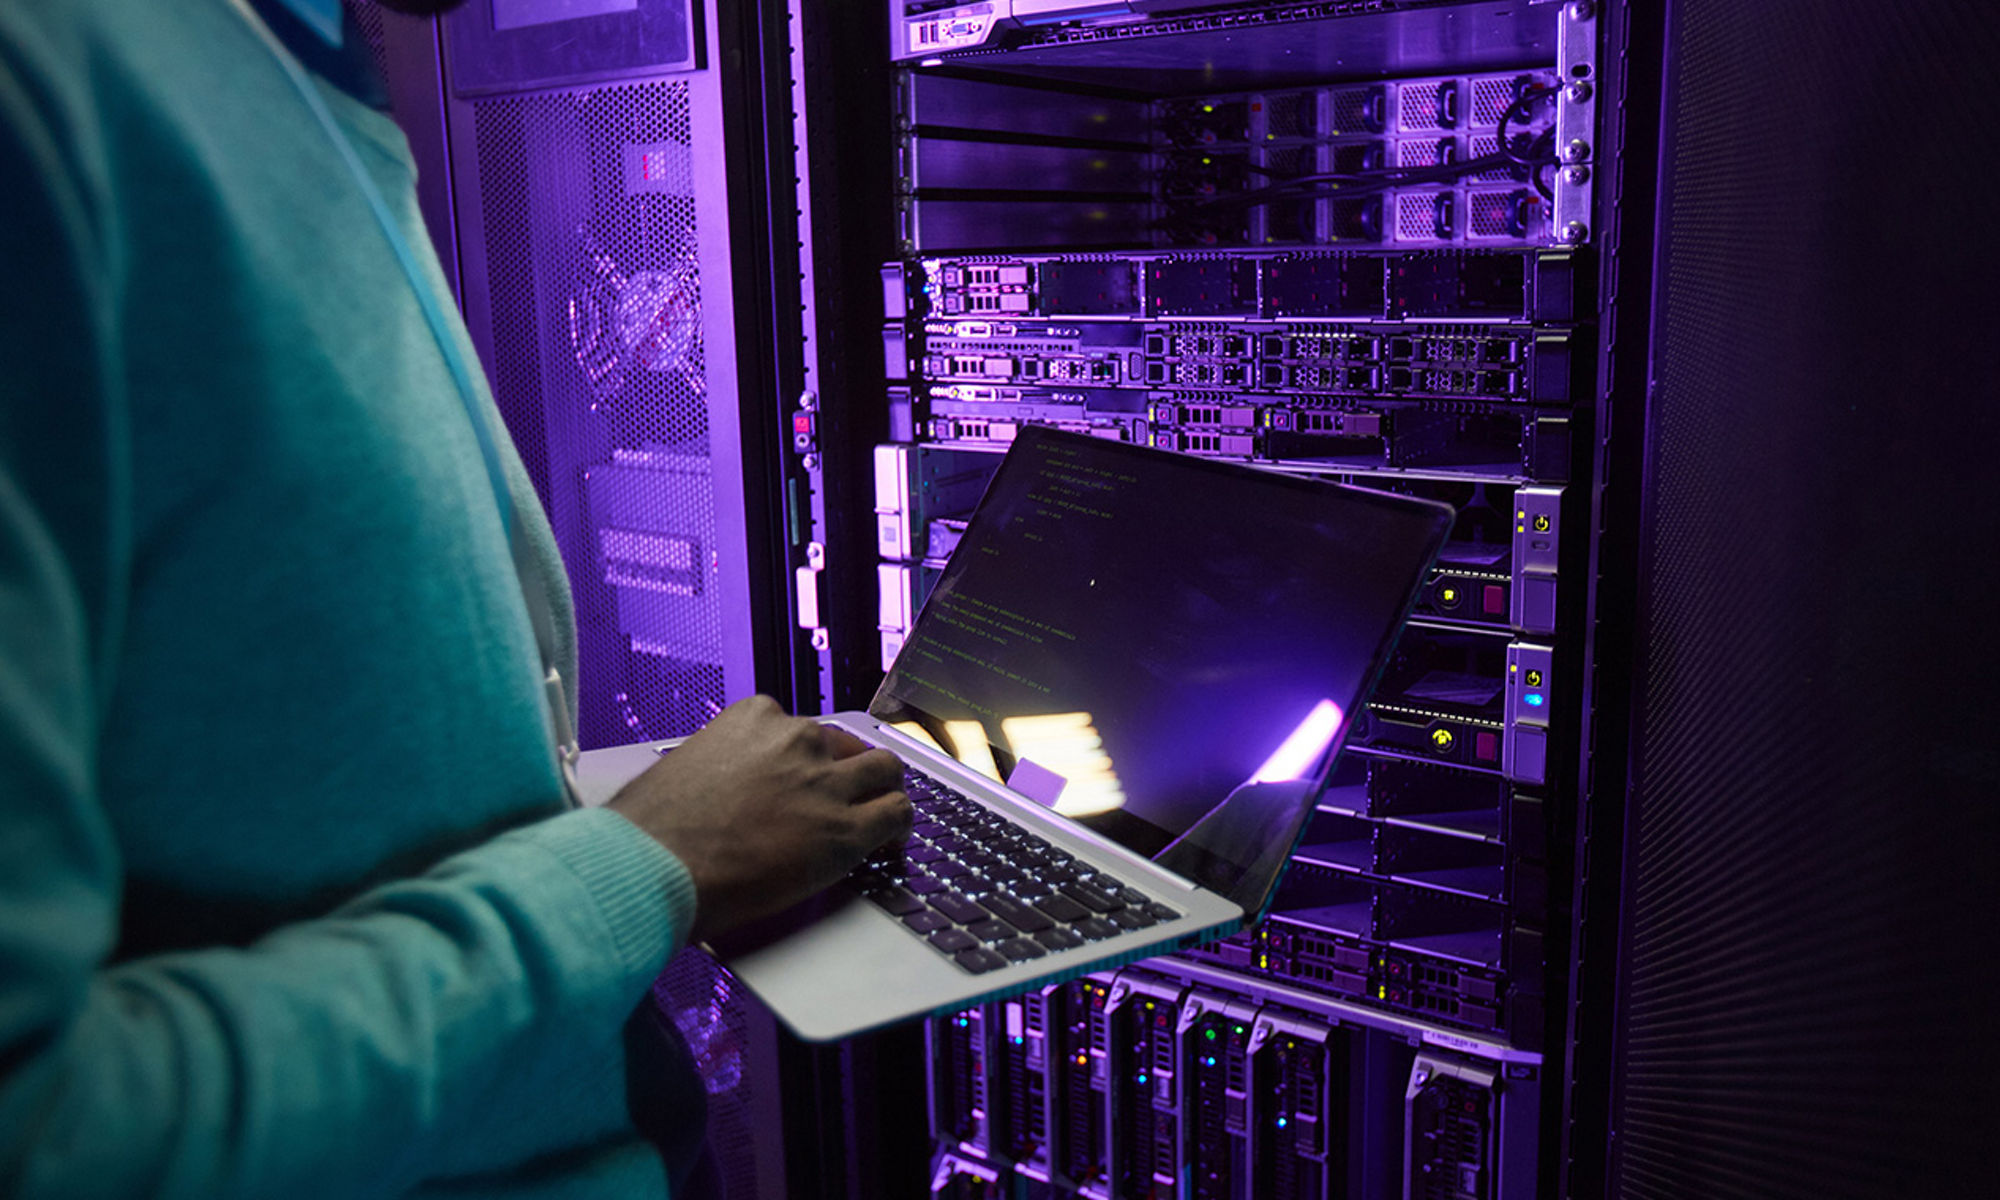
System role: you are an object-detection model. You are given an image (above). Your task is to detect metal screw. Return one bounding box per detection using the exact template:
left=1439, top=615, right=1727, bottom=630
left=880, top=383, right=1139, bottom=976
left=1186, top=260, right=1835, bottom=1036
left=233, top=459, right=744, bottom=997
left=1560, top=220, right=1590, bottom=244
left=1565, top=80, right=1593, bottom=104
left=797, top=389, right=819, bottom=410
left=801, top=452, right=819, bottom=470
left=1561, top=137, right=1592, bottom=163
left=1562, top=164, right=1591, bottom=185
left=1568, top=0, right=1595, bottom=20
left=810, top=629, right=830, bottom=651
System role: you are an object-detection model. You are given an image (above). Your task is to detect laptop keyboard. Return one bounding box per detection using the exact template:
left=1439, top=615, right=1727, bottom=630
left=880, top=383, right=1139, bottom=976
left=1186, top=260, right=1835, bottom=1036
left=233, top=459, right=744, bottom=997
left=842, top=770, right=1183, bottom=975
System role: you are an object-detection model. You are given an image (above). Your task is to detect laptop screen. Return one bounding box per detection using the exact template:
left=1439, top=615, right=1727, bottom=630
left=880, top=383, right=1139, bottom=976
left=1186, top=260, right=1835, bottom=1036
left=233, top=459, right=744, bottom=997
left=869, top=426, right=1452, bottom=915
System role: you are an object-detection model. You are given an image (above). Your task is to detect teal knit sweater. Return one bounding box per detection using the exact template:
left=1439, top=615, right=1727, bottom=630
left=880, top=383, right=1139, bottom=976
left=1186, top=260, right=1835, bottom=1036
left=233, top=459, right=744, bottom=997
left=0, top=1, right=699, bottom=1195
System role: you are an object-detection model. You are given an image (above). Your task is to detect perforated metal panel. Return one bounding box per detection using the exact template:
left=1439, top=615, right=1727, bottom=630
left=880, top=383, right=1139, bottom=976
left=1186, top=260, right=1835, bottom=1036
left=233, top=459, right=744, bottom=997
left=1396, top=191, right=1445, bottom=240
left=341, top=0, right=387, bottom=74
left=1330, top=85, right=1381, bottom=134
left=1263, top=91, right=1315, bottom=138
left=1398, top=136, right=1450, bottom=167
left=1261, top=145, right=1314, bottom=177
left=1615, top=3, right=2000, bottom=1197
left=1469, top=75, right=1519, bottom=126
left=1469, top=132, right=1514, bottom=182
left=1397, top=81, right=1450, bottom=131
left=470, top=79, right=730, bottom=747
left=1467, top=188, right=1526, bottom=239
left=652, top=953, right=770, bottom=1200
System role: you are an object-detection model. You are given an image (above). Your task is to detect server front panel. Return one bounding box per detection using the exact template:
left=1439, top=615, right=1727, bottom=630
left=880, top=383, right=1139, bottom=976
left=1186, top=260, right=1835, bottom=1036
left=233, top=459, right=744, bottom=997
left=853, top=3, right=1600, bottom=1196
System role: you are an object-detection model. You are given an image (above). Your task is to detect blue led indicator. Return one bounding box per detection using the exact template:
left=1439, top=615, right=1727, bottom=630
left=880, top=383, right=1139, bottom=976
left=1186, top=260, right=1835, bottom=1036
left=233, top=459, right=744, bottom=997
left=1525, top=693, right=1545, bottom=707
left=1276, top=1116, right=1289, bottom=1128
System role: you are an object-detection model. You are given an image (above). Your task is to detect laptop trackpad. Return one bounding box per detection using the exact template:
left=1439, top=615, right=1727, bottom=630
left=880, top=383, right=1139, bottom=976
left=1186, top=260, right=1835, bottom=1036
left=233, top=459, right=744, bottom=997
left=703, top=886, right=857, bottom=959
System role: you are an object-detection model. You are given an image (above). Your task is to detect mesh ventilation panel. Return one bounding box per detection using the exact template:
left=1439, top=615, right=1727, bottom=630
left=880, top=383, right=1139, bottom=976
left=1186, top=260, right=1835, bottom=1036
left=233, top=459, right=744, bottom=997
left=653, top=954, right=766, bottom=1200
left=1468, top=133, right=1516, bottom=183
left=1397, top=136, right=1451, bottom=167
left=1397, top=81, right=1449, bottom=131
left=1617, top=3, right=2000, bottom=1197
left=1260, top=145, right=1315, bottom=178
left=1264, top=91, right=1316, bottom=138
left=341, top=0, right=388, bottom=79
left=1330, top=85, right=1382, bottom=134
left=1467, top=189, right=1526, bottom=239
left=1468, top=75, right=1520, bottom=126
left=473, top=80, right=725, bottom=747
left=1396, top=192, right=1445, bottom=241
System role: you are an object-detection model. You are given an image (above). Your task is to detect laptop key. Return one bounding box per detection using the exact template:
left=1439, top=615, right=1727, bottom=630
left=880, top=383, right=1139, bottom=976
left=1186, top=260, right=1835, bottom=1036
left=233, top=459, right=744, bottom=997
left=904, top=909, right=951, bottom=934
left=907, top=875, right=947, bottom=895
left=1073, top=916, right=1120, bottom=941
left=982, top=893, right=1054, bottom=933
left=866, top=886, right=926, bottom=916
left=1058, top=881, right=1123, bottom=913
left=997, top=938, right=1047, bottom=962
left=1148, top=903, right=1181, bottom=921
left=954, top=947, right=1008, bottom=975
left=932, top=859, right=970, bottom=880
left=1110, top=907, right=1154, bottom=930
left=929, top=928, right=977, bottom=954
left=931, top=893, right=990, bottom=924
left=1034, top=894, right=1091, bottom=924
left=968, top=919, right=1013, bottom=943
left=906, top=844, right=948, bottom=865
left=1010, top=875, right=1054, bottom=900
left=1034, top=927, right=1086, bottom=952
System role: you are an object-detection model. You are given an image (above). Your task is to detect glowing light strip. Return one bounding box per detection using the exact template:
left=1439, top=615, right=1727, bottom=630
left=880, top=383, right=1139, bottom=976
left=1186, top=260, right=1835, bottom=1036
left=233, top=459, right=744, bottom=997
left=1251, top=699, right=1345, bottom=783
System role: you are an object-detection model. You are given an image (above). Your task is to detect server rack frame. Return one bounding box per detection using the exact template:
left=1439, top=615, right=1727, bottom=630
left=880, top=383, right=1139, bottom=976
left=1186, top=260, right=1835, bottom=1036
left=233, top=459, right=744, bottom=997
left=856, top=2, right=1611, bottom=1197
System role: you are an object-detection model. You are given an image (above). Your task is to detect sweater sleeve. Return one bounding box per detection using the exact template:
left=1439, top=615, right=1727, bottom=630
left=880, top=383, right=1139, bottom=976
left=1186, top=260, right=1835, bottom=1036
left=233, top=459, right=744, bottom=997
left=0, top=34, right=697, bottom=1200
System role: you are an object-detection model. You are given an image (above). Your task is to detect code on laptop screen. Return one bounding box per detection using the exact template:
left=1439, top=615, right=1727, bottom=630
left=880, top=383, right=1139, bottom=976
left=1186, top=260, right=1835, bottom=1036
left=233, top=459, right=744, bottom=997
left=869, top=426, right=1451, bottom=913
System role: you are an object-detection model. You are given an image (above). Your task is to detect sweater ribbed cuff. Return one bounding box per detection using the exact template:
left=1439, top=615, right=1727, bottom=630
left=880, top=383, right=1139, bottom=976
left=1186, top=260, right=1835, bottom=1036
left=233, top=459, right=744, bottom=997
left=519, top=807, right=698, bottom=982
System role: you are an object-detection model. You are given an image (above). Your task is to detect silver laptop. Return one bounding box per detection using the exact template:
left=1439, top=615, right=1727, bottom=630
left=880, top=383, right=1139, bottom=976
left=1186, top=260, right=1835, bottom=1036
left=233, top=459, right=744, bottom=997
left=574, top=426, right=1452, bottom=1041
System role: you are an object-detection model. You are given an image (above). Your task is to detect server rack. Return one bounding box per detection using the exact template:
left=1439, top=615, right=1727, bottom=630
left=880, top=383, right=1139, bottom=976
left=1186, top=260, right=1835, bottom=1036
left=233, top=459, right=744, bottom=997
left=857, top=4, right=1617, bottom=1197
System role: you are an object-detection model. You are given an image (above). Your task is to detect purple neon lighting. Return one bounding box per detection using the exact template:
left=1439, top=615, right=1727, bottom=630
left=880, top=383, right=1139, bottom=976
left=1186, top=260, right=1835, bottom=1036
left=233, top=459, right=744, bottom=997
left=1250, top=699, right=1344, bottom=783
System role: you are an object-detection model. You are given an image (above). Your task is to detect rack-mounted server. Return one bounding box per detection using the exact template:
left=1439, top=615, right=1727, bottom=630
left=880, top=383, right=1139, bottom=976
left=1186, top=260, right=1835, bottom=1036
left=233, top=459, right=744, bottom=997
left=927, top=968, right=1540, bottom=1199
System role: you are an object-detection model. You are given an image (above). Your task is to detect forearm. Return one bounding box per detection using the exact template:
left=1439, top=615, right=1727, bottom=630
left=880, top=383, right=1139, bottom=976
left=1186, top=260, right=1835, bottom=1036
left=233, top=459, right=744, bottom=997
left=1, top=808, right=694, bottom=1199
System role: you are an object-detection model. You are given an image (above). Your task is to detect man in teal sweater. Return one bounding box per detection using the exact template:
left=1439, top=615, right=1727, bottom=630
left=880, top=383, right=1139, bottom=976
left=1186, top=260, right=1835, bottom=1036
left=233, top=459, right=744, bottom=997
left=0, top=1, right=910, bottom=1195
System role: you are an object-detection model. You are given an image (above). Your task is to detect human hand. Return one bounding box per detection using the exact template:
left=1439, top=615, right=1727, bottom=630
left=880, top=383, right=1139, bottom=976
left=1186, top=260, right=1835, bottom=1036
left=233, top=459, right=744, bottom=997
left=607, top=695, right=910, bottom=942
